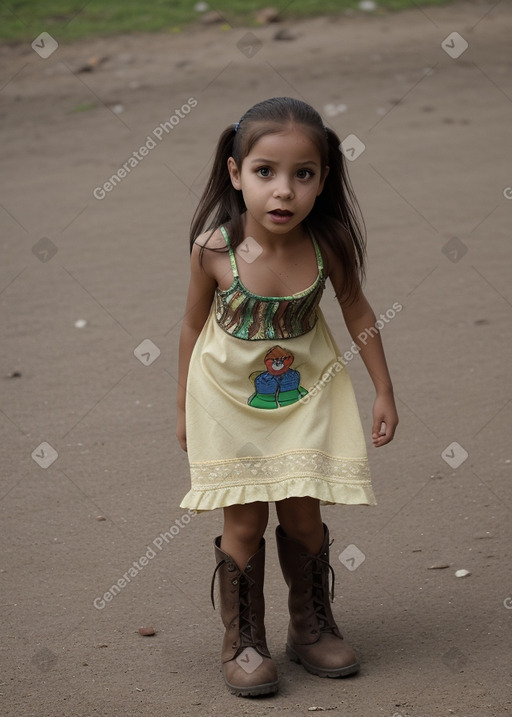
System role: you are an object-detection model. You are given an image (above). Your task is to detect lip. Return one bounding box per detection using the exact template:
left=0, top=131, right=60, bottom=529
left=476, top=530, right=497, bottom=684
left=268, top=209, right=294, bottom=224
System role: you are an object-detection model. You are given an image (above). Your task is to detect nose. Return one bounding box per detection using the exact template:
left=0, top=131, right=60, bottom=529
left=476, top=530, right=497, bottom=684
left=272, top=176, right=293, bottom=199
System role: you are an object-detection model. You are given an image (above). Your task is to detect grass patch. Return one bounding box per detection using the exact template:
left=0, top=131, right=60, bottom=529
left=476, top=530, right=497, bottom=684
left=68, top=101, right=97, bottom=113
left=1, top=0, right=452, bottom=43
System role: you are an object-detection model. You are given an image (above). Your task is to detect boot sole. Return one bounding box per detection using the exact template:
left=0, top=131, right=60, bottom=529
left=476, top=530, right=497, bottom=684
left=224, top=679, right=279, bottom=697
left=286, top=644, right=360, bottom=678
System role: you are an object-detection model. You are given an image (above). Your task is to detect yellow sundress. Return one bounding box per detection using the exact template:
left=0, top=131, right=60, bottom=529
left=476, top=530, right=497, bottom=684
left=180, top=226, right=375, bottom=512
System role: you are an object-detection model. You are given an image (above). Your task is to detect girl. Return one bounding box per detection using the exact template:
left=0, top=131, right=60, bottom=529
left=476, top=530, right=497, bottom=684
left=176, top=97, right=398, bottom=697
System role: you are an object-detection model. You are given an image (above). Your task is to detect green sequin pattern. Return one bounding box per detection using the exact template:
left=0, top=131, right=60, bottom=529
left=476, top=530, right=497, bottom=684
left=214, top=227, right=326, bottom=341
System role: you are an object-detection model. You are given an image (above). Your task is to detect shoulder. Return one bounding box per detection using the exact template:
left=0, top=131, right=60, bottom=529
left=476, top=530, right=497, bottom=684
left=314, top=223, right=355, bottom=278
left=191, top=227, right=232, bottom=287
left=313, top=222, right=361, bottom=305
left=193, top=227, right=228, bottom=252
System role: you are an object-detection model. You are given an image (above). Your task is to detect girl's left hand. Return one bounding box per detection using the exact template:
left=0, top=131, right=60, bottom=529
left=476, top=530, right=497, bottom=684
left=372, top=393, right=398, bottom=447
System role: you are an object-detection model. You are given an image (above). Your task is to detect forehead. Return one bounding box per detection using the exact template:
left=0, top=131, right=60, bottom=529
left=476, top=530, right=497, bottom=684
left=245, top=126, right=322, bottom=163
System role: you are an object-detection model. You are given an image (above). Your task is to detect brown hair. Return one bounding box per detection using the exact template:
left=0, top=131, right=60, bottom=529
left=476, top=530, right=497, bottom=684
left=190, top=97, right=366, bottom=303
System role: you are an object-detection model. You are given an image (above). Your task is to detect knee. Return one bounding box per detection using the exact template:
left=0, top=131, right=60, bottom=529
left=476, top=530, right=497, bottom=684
left=229, top=522, right=266, bottom=545
left=282, top=518, right=322, bottom=546
left=224, top=504, right=268, bottom=544
left=277, top=499, right=323, bottom=545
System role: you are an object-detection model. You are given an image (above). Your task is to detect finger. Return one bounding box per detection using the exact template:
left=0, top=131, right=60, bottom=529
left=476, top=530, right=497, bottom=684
left=372, top=418, right=385, bottom=438
left=375, top=425, right=396, bottom=446
left=373, top=420, right=395, bottom=445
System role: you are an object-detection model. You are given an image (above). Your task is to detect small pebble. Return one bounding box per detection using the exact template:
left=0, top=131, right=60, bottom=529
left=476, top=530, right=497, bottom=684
left=200, top=10, right=223, bottom=24
left=96, top=515, right=106, bottom=521
left=455, top=569, right=471, bottom=578
left=274, top=28, right=296, bottom=41
left=359, top=0, right=377, bottom=10
left=428, top=564, right=450, bottom=570
left=255, top=7, right=280, bottom=24
left=138, top=626, right=156, bottom=636
left=74, top=319, right=87, bottom=328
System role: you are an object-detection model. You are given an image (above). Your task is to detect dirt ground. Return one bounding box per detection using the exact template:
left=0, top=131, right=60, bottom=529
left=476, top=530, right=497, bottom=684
left=1, top=1, right=511, bottom=715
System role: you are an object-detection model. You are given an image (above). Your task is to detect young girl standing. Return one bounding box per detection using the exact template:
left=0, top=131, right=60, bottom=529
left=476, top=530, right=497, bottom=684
left=176, top=97, right=398, bottom=697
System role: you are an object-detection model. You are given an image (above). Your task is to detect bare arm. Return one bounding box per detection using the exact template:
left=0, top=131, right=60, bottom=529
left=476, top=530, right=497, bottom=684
left=341, top=292, right=398, bottom=446
left=325, top=242, right=398, bottom=447
left=176, top=240, right=217, bottom=451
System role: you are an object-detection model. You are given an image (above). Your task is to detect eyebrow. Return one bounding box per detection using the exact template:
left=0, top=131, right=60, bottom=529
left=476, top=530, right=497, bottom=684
left=249, top=157, right=320, bottom=166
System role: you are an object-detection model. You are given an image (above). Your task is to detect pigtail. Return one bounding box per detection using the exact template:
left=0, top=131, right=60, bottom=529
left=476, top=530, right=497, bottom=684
left=190, top=126, right=245, bottom=256
left=309, top=127, right=367, bottom=305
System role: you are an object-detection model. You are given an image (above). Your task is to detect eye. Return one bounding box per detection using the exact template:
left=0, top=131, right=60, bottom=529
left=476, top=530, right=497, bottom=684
left=256, top=167, right=272, bottom=178
left=297, top=169, right=314, bottom=180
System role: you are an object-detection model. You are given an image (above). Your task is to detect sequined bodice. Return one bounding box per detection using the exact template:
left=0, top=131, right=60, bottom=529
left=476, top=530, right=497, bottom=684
left=214, top=226, right=326, bottom=341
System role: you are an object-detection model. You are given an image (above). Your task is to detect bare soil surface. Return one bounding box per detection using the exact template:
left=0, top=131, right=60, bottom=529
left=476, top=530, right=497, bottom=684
left=1, top=2, right=511, bottom=715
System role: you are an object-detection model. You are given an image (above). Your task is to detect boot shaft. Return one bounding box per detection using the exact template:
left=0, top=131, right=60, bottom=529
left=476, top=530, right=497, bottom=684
left=275, top=524, right=340, bottom=642
left=211, top=537, right=270, bottom=659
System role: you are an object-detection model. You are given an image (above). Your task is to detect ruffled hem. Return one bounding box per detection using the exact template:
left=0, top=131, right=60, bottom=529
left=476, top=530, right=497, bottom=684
left=180, top=475, right=377, bottom=512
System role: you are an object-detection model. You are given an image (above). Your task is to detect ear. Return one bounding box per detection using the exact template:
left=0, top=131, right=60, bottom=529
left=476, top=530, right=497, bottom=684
left=227, top=157, right=242, bottom=190
left=317, top=165, right=329, bottom=196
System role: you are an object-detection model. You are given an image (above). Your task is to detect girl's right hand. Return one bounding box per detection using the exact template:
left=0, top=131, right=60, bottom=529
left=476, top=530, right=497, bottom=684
left=176, top=408, right=187, bottom=452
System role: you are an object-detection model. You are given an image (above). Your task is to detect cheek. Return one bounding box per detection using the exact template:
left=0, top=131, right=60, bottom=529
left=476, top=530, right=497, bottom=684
left=296, top=182, right=321, bottom=201
left=241, top=177, right=261, bottom=198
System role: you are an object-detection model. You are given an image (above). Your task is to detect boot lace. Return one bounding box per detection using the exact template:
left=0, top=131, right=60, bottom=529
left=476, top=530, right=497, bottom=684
left=237, top=575, right=262, bottom=649
left=210, top=561, right=265, bottom=653
left=303, top=553, right=337, bottom=633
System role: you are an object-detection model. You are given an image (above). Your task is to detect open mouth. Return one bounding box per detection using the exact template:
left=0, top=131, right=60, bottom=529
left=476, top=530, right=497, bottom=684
left=269, top=209, right=294, bottom=223
left=269, top=209, right=293, bottom=216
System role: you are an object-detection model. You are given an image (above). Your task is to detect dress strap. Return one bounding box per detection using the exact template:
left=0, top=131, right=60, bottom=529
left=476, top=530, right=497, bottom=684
left=219, top=226, right=239, bottom=279
left=220, top=224, right=323, bottom=278
left=308, top=229, right=324, bottom=274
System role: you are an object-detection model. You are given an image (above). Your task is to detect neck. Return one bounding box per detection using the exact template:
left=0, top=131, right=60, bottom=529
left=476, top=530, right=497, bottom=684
left=241, top=214, right=309, bottom=250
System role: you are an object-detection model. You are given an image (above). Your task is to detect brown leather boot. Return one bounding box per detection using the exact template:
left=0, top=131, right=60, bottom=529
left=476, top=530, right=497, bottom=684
left=275, top=524, right=360, bottom=678
left=211, top=537, right=279, bottom=696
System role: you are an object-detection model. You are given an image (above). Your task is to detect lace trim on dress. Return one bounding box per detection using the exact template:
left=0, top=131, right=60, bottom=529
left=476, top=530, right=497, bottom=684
left=189, top=449, right=371, bottom=488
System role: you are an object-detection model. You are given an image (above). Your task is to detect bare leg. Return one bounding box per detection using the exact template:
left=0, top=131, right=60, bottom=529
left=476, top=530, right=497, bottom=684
left=275, top=496, right=324, bottom=554
left=221, top=501, right=269, bottom=570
